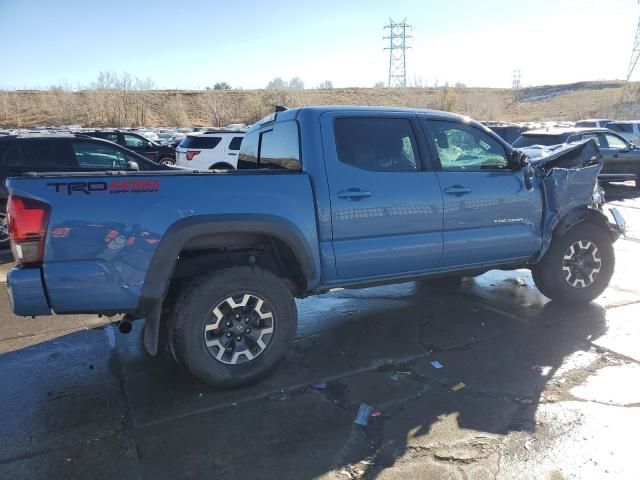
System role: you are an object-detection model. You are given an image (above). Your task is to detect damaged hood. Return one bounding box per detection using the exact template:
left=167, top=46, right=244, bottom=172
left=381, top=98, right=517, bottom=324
left=520, top=139, right=605, bottom=261
left=524, top=139, right=603, bottom=172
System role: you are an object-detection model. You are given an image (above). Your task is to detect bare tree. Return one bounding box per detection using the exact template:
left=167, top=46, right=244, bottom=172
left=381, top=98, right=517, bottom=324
left=266, top=77, right=287, bottom=89
left=165, top=96, right=188, bottom=127
left=214, top=82, right=231, bottom=90
left=201, top=90, right=233, bottom=127
left=288, top=77, right=305, bottom=90
left=437, top=87, right=458, bottom=112
left=317, top=80, right=334, bottom=89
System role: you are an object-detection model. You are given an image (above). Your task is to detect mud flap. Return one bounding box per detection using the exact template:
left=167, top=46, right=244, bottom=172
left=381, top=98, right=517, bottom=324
left=143, top=301, right=163, bottom=356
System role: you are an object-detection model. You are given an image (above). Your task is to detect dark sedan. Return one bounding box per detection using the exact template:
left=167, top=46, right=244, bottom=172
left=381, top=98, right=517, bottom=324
left=513, top=128, right=640, bottom=188
left=80, top=130, right=177, bottom=165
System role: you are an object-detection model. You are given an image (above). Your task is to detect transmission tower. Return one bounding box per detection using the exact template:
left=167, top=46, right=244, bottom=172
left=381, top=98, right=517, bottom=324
left=512, top=70, right=521, bottom=101
left=384, top=18, right=412, bottom=88
left=626, top=5, right=640, bottom=83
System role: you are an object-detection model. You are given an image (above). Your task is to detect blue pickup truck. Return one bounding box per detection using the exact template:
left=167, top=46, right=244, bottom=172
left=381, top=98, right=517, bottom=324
left=5, top=107, right=625, bottom=387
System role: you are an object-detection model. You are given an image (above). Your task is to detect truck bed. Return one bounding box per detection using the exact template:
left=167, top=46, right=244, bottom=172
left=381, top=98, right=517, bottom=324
left=7, top=170, right=321, bottom=315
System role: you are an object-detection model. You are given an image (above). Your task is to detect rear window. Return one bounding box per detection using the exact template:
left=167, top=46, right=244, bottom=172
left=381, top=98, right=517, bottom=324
left=512, top=134, right=566, bottom=148
left=180, top=135, right=222, bottom=149
left=608, top=123, right=634, bottom=133
left=238, top=121, right=300, bottom=170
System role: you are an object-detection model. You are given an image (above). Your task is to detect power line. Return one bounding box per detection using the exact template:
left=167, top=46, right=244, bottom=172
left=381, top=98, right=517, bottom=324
left=512, top=70, right=521, bottom=101
left=384, top=18, right=412, bottom=88
left=626, top=7, right=640, bottom=83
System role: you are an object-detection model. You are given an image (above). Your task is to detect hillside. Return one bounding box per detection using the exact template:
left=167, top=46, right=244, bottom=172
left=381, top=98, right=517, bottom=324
left=1, top=80, right=639, bottom=128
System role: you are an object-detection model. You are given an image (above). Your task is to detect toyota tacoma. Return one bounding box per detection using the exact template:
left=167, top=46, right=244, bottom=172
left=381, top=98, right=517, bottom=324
left=5, top=107, right=625, bottom=387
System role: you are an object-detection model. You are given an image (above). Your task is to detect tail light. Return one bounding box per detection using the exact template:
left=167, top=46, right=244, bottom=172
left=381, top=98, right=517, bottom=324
left=186, top=150, right=201, bottom=161
left=6, top=195, right=50, bottom=266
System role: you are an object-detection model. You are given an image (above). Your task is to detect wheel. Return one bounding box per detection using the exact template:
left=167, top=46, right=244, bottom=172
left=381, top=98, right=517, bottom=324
left=0, top=211, right=9, bottom=247
left=209, top=162, right=235, bottom=170
left=532, top=222, right=614, bottom=303
left=159, top=157, right=175, bottom=166
left=168, top=266, right=297, bottom=388
left=417, top=275, right=464, bottom=289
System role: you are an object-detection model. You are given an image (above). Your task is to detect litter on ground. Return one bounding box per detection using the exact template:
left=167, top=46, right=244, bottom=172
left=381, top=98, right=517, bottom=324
left=354, top=403, right=374, bottom=426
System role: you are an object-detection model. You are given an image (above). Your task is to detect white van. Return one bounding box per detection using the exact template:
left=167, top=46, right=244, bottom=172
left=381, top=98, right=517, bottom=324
left=175, top=131, right=245, bottom=169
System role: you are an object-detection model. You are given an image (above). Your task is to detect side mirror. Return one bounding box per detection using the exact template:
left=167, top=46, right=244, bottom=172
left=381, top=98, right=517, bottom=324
left=511, top=150, right=529, bottom=169
left=127, top=161, right=139, bottom=171
left=629, top=143, right=637, bottom=150
left=147, top=141, right=154, bottom=148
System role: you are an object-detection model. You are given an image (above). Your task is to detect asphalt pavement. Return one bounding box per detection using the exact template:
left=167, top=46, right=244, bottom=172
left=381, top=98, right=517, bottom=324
left=0, top=183, right=639, bottom=480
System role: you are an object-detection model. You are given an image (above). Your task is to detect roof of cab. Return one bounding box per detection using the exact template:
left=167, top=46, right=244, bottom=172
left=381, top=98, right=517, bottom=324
left=250, top=105, right=476, bottom=132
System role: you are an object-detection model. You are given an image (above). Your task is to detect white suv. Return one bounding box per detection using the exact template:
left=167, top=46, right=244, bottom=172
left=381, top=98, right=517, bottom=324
left=175, top=131, right=245, bottom=169
left=606, top=121, right=640, bottom=146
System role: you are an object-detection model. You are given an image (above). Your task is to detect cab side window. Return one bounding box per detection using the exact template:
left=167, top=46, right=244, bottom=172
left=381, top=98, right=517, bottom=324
left=72, top=141, right=128, bottom=169
left=123, top=134, right=147, bottom=148
left=604, top=134, right=627, bottom=149
left=426, top=121, right=509, bottom=171
left=334, top=117, right=419, bottom=172
left=228, top=136, right=243, bottom=151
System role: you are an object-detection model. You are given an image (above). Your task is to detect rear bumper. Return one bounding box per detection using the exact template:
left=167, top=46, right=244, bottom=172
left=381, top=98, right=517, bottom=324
left=7, top=267, right=51, bottom=316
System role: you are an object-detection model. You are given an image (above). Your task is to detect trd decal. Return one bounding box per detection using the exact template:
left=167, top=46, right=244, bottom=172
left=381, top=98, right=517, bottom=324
left=47, top=180, right=160, bottom=195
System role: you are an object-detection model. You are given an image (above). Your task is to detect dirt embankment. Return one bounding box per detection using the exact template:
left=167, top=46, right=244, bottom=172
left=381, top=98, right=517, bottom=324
left=0, top=80, right=638, bottom=128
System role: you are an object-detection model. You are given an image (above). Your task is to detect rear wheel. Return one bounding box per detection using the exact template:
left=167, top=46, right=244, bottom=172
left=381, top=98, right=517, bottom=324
left=168, top=266, right=297, bottom=388
left=209, top=162, right=235, bottom=170
left=532, top=222, right=614, bottom=303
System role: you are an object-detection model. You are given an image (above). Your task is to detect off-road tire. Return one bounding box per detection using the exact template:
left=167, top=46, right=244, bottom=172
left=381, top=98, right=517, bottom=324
left=168, top=266, right=297, bottom=388
left=532, top=222, right=614, bottom=303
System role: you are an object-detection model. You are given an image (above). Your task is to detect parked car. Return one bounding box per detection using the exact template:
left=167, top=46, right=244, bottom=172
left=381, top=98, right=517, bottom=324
left=481, top=122, right=524, bottom=144
left=175, top=130, right=245, bottom=169
left=575, top=119, right=613, bottom=128
left=0, top=134, right=172, bottom=248
left=81, top=130, right=177, bottom=165
left=5, top=107, right=624, bottom=388
left=606, top=121, right=640, bottom=146
left=513, top=127, right=640, bottom=187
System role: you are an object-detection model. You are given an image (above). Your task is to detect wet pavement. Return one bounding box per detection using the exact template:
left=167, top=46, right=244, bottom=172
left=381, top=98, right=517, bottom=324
left=0, top=184, right=639, bottom=479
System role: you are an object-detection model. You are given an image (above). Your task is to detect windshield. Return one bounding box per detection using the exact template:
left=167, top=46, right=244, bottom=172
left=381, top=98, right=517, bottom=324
left=512, top=134, right=566, bottom=148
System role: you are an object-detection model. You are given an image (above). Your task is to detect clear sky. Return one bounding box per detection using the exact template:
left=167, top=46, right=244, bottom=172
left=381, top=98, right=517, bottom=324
left=0, top=0, right=637, bottom=90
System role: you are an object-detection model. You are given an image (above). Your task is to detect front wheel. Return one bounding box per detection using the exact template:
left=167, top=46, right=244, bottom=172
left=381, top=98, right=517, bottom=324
left=168, top=266, right=297, bottom=388
left=532, top=222, right=615, bottom=303
left=159, top=157, right=175, bottom=166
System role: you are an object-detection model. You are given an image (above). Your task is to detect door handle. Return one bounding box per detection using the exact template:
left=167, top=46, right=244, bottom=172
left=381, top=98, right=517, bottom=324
left=228, top=153, right=238, bottom=156
left=337, top=188, right=371, bottom=200
left=443, top=185, right=472, bottom=196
